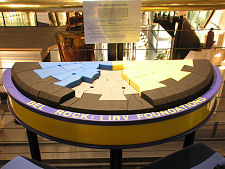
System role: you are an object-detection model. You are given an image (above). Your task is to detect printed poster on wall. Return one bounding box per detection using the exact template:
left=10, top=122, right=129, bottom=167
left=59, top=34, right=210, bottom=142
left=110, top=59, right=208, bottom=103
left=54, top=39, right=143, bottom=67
left=83, top=0, right=141, bottom=44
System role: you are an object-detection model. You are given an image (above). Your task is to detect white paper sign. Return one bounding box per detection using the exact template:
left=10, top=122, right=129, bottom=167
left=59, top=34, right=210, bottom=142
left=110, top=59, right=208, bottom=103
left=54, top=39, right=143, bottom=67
left=83, top=0, right=141, bottom=44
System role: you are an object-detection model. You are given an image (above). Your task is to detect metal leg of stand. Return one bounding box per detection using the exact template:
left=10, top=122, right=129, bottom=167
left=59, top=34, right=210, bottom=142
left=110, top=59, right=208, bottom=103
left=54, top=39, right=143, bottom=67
left=110, top=149, right=122, bottom=169
left=183, top=131, right=196, bottom=148
left=211, top=122, right=219, bottom=138
left=26, top=129, right=41, bottom=161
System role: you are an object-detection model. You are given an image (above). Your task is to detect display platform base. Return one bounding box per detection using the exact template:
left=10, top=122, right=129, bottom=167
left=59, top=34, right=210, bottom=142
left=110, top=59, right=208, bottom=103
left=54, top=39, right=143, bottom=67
left=3, top=61, right=222, bottom=169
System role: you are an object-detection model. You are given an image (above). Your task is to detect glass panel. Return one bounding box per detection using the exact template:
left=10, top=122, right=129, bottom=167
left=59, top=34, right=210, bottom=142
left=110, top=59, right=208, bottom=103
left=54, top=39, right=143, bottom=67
left=0, top=12, right=4, bottom=26
left=49, top=12, right=58, bottom=26
left=56, top=12, right=67, bottom=26
left=3, top=12, right=29, bottom=26
left=187, top=10, right=213, bottom=29
left=56, top=33, right=95, bottom=62
left=195, top=29, right=209, bottom=44
left=94, top=43, right=108, bottom=61
left=28, top=12, right=37, bottom=26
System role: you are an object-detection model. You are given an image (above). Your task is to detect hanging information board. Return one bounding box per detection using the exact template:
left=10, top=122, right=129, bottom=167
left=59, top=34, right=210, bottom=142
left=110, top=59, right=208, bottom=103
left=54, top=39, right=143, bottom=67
left=83, top=0, right=141, bottom=44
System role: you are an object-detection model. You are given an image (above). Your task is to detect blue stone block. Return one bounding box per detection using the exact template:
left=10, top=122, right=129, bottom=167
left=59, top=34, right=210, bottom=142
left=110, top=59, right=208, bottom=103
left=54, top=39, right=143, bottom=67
left=76, top=68, right=100, bottom=83
left=81, top=71, right=100, bottom=83
left=54, top=75, right=82, bottom=88
left=35, top=62, right=106, bottom=88
left=51, top=71, right=74, bottom=80
left=60, top=62, right=77, bottom=65
left=99, top=62, right=112, bottom=70
left=34, top=66, right=66, bottom=79
left=39, top=62, right=74, bottom=69
left=51, top=68, right=86, bottom=81
left=61, top=63, right=83, bottom=71
left=80, top=62, right=101, bottom=69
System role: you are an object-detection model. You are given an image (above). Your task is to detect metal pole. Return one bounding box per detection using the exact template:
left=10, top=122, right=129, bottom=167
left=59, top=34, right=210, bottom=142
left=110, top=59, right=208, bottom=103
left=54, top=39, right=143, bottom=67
left=211, top=122, right=219, bottom=138
left=2, top=12, right=6, bottom=27
left=110, top=149, right=122, bottom=169
left=26, top=129, right=42, bottom=161
left=183, top=131, right=196, bottom=148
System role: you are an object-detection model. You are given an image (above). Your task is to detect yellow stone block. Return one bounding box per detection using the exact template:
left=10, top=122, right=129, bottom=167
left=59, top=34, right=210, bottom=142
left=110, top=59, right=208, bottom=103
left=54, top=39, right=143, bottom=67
left=112, top=61, right=124, bottom=70
left=120, top=60, right=194, bottom=94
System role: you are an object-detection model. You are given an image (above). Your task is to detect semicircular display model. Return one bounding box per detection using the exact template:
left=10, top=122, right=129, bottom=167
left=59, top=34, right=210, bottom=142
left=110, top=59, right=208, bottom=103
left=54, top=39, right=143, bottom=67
left=11, top=60, right=214, bottom=114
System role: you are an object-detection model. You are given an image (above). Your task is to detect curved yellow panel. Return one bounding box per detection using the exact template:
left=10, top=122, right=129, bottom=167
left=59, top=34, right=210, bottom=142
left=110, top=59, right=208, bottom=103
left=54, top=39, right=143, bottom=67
left=9, top=96, right=212, bottom=146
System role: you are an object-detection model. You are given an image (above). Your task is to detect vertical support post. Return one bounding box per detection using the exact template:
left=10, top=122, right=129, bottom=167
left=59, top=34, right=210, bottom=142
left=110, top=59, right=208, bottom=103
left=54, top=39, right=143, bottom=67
left=110, top=149, right=122, bottom=169
left=108, top=44, right=117, bottom=61
left=108, top=44, right=123, bottom=61
left=35, top=12, right=38, bottom=26
left=27, top=12, right=31, bottom=26
left=66, top=12, right=70, bottom=31
left=211, top=122, right=219, bottom=138
left=172, top=16, right=184, bottom=59
left=2, top=12, right=6, bottom=27
left=183, top=131, right=195, bottom=148
left=117, top=44, right=123, bottom=61
left=26, top=129, right=41, bottom=161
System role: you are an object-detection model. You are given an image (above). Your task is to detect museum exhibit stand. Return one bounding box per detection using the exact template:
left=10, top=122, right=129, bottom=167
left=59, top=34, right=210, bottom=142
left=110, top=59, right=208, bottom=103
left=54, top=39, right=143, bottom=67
left=3, top=60, right=222, bottom=169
